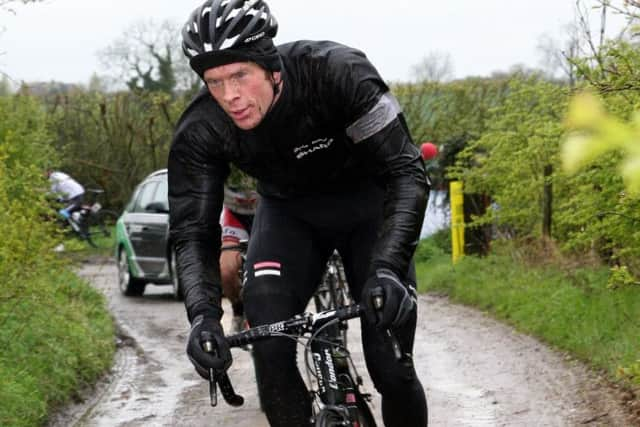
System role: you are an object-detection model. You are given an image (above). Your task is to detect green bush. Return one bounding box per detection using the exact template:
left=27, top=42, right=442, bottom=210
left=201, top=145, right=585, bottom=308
left=415, top=230, right=452, bottom=265
left=430, top=229, right=452, bottom=254
left=0, top=95, right=60, bottom=281
left=415, top=238, right=440, bottom=263
left=0, top=94, right=115, bottom=426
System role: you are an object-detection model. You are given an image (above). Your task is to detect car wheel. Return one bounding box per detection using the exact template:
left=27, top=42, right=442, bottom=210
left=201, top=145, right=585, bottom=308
left=118, top=247, right=145, bottom=296
left=170, top=248, right=184, bottom=301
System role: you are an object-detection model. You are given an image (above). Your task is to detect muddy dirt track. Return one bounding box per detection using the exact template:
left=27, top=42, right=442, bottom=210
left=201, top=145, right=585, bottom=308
left=48, top=260, right=633, bottom=427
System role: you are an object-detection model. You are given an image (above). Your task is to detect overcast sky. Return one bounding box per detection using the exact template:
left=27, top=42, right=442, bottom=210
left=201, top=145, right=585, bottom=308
left=0, top=0, right=631, bottom=85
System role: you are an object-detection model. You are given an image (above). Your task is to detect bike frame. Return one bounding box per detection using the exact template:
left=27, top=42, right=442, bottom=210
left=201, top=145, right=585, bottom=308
left=308, top=316, right=368, bottom=424
left=208, top=304, right=376, bottom=426
left=315, top=251, right=349, bottom=311
left=56, top=188, right=107, bottom=241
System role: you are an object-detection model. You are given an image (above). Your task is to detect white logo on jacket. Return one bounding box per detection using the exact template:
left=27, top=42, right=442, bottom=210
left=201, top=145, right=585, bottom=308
left=293, top=138, right=334, bottom=159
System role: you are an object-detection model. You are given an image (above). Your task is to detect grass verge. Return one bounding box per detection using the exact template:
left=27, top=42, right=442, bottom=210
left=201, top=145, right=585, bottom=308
left=414, top=237, right=640, bottom=391
left=0, top=267, right=115, bottom=427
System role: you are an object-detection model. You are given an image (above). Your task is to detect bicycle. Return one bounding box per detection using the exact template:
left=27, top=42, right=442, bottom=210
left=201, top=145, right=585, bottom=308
left=218, top=243, right=378, bottom=423
left=57, top=189, right=118, bottom=249
left=223, top=244, right=352, bottom=315
left=314, top=250, right=351, bottom=311
left=313, top=250, right=352, bottom=346
left=205, top=302, right=383, bottom=426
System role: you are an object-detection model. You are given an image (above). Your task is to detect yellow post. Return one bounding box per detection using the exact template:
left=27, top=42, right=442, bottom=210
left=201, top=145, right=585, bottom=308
left=450, top=181, right=464, bottom=263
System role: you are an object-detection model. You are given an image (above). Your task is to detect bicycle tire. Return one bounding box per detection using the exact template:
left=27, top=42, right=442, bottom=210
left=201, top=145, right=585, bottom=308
left=86, top=209, right=118, bottom=249
left=315, top=407, right=346, bottom=426
left=315, top=399, right=377, bottom=427
left=353, top=391, right=377, bottom=427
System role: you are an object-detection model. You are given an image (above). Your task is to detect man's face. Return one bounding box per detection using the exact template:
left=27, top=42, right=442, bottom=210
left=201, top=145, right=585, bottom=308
left=203, top=62, right=279, bottom=130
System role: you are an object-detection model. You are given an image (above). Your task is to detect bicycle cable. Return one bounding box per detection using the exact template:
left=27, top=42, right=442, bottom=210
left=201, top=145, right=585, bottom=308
left=303, top=317, right=349, bottom=382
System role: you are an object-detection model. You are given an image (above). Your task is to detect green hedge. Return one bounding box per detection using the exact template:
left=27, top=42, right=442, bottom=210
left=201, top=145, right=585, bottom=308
left=0, top=94, right=116, bottom=426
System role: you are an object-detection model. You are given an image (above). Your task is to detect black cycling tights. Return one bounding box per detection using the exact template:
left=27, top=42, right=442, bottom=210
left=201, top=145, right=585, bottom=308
left=243, top=187, right=428, bottom=427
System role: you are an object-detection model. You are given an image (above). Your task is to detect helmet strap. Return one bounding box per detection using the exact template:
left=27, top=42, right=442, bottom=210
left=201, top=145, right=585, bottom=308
left=266, top=72, right=281, bottom=113
left=270, top=72, right=280, bottom=97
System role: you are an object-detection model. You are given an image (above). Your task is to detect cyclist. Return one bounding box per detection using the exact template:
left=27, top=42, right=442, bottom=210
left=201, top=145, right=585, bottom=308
left=169, top=1, right=429, bottom=426
left=47, top=169, right=85, bottom=219
left=219, top=185, right=257, bottom=333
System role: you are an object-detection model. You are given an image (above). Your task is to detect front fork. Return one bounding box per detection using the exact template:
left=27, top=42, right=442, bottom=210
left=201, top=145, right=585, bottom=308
left=310, top=333, right=361, bottom=424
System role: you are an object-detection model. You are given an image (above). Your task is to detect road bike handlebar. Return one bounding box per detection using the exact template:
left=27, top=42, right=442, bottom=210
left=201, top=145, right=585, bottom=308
left=202, top=305, right=362, bottom=407
left=204, top=300, right=405, bottom=408
left=226, top=303, right=361, bottom=349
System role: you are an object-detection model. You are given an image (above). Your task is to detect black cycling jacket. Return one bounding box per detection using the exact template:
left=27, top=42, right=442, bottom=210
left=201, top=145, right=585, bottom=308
left=168, top=40, right=429, bottom=322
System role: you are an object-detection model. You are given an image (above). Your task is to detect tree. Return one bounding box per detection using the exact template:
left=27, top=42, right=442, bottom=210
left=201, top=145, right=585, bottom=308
left=563, top=93, right=640, bottom=194
left=559, top=6, right=640, bottom=268
left=452, top=75, right=568, bottom=239
left=46, top=89, right=187, bottom=208
left=0, top=74, right=13, bottom=95
left=536, top=23, right=582, bottom=85
left=536, top=1, right=639, bottom=87
left=87, top=73, right=108, bottom=93
left=569, top=1, right=640, bottom=93
left=410, top=51, right=454, bottom=83
left=98, top=20, right=199, bottom=95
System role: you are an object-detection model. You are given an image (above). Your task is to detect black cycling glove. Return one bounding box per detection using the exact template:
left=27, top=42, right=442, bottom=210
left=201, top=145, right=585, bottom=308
left=186, top=314, right=232, bottom=379
left=361, top=268, right=417, bottom=329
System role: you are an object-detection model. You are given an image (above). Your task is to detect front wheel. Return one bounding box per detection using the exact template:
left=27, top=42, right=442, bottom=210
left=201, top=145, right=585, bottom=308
left=315, top=407, right=347, bottom=426
left=352, top=394, right=377, bottom=427
left=86, top=209, right=118, bottom=249
left=314, top=395, right=377, bottom=426
left=315, top=406, right=377, bottom=427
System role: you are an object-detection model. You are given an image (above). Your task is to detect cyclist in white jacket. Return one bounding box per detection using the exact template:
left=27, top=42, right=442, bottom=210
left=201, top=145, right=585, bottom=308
left=47, top=170, right=85, bottom=217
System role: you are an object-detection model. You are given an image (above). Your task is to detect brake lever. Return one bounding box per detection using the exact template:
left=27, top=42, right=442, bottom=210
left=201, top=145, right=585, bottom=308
left=201, top=332, right=245, bottom=408
left=201, top=334, right=218, bottom=407
left=371, top=288, right=403, bottom=362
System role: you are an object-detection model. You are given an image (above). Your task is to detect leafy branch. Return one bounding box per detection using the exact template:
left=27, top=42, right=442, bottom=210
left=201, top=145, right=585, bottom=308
left=562, top=91, right=640, bottom=194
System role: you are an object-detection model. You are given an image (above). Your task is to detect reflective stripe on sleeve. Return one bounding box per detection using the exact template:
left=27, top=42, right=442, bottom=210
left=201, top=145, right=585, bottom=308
left=346, top=92, right=402, bottom=143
